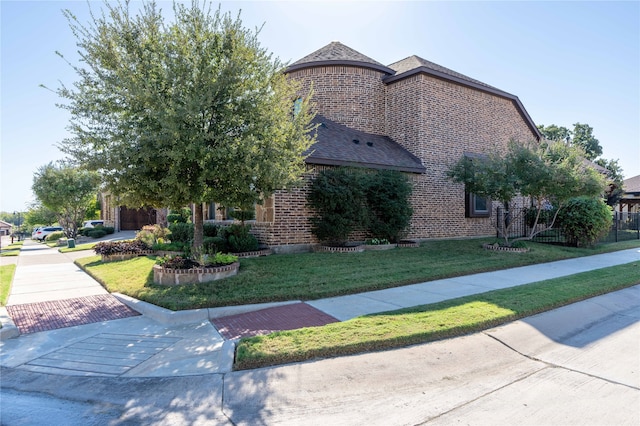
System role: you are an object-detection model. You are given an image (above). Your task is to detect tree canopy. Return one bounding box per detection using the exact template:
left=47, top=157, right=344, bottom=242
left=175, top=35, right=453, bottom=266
left=32, top=162, right=101, bottom=239
left=54, top=0, right=315, bottom=249
left=447, top=140, right=606, bottom=246
left=537, top=122, right=602, bottom=160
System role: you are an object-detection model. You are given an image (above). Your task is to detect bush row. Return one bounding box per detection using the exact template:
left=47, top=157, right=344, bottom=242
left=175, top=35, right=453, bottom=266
left=307, top=168, right=413, bottom=246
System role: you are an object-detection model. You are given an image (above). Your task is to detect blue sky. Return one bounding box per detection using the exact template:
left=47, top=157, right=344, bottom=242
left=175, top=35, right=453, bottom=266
left=1, top=0, right=639, bottom=213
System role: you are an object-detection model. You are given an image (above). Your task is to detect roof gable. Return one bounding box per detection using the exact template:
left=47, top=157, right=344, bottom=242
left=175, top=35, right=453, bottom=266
left=306, top=115, right=426, bottom=174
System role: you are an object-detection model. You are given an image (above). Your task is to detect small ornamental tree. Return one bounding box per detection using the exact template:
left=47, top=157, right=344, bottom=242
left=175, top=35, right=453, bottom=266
left=557, top=197, right=612, bottom=247
left=447, top=140, right=605, bottom=246
left=32, top=162, right=101, bottom=239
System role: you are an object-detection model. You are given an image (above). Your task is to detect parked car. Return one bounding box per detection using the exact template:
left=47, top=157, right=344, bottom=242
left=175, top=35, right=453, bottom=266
left=33, top=226, right=64, bottom=242
left=83, top=220, right=104, bottom=228
left=31, top=227, right=43, bottom=239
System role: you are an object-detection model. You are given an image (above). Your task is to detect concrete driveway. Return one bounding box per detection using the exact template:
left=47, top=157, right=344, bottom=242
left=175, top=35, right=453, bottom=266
left=2, top=285, right=638, bottom=425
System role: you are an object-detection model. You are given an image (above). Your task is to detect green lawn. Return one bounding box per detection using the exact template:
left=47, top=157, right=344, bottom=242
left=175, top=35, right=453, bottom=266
left=59, top=242, right=98, bottom=253
left=0, top=241, right=23, bottom=257
left=0, top=264, right=16, bottom=306
left=76, top=238, right=640, bottom=310
left=235, top=262, right=640, bottom=370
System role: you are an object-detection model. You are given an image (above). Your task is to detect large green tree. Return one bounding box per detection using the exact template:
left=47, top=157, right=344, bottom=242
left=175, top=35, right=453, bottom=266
left=54, top=1, right=315, bottom=250
left=595, top=157, right=625, bottom=206
left=537, top=122, right=603, bottom=160
left=24, top=202, right=58, bottom=228
left=447, top=140, right=605, bottom=246
left=32, top=162, right=101, bottom=239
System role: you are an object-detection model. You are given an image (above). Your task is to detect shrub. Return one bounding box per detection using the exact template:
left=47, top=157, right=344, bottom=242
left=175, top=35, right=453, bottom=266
left=203, top=222, right=219, bottom=238
left=93, top=240, right=150, bottom=256
left=307, top=168, right=367, bottom=246
left=152, top=241, right=186, bottom=252
left=557, top=197, right=612, bottom=247
left=168, top=222, right=194, bottom=244
left=229, top=209, right=255, bottom=223
left=363, top=170, right=413, bottom=243
left=221, top=224, right=259, bottom=252
left=167, top=213, right=185, bottom=224
left=45, top=231, right=65, bottom=242
left=137, top=224, right=171, bottom=246
left=204, top=236, right=228, bottom=254
left=156, top=255, right=199, bottom=269
left=88, top=229, right=107, bottom=239
left=156, top=252, right=237, bottom=269
left=102, top=226, right=115, bottom=235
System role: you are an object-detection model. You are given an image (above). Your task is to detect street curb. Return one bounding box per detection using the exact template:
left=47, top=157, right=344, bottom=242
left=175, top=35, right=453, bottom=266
left=0, top=307, right=20, bottom=340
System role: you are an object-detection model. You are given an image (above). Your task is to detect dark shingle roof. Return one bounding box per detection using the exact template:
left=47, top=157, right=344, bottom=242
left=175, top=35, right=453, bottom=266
left=288, top=42, right=542, bottom=141
left=388, top=55, right=502, bottom=92
left=288, top=42, right=395, bottom=75
left=623, top=174, right=640, bottom=193
left=305, top=115, right=426, bottom=174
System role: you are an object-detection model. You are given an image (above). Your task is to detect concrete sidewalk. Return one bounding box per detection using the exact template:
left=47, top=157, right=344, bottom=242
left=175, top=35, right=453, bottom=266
left=0, top=238, right=638, bottom=379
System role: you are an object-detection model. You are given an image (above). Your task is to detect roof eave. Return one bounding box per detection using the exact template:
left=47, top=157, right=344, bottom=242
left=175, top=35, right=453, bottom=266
left=384, top=67, right=543, bottom=141
left=286, top=60, right=395, bottom=76
left=305, top=157, right=426, bottom=174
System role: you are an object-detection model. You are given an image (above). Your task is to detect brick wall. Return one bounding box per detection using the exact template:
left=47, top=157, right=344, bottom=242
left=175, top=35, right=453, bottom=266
left=288, top=66, right=387, bottom=135
left=258, top=65, right=538, bottom=247
left=386, top=74, right=536, bottom=239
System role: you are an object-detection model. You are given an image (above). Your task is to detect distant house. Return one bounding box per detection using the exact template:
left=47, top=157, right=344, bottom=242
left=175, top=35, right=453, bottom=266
left=0, top=220, right=12, bottom=236
left=618, top=175, right=640, bottom=213
left=223, top=41, right=541, bottom=252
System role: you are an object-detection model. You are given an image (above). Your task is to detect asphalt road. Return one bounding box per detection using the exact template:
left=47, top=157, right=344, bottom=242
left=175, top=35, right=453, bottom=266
left=2, top=284, right=639, bottom=425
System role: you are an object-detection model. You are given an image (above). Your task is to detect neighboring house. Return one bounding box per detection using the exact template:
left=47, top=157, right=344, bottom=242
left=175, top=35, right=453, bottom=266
left=100, top=193, right=160, bottom=231
left=618, top=175, right=640, bottom=213
left=240, top=41, right=541, bottom=252
left=0, top=220, right=12, bottom=236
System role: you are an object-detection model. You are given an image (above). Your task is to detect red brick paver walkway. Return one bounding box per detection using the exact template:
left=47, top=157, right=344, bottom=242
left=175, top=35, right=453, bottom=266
left=212, top=302, right=339, bottom=340
left=6, top=294, right=140, bottom=334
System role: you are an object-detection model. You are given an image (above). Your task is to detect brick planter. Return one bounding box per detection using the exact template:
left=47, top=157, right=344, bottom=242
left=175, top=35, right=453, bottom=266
left=153, top=262, right=239, bottom=286
left=313, top=244, right=365, bottom=253
left=482, top=243, right=529, bottom=253
left=101, top=251, right=154, bottom=262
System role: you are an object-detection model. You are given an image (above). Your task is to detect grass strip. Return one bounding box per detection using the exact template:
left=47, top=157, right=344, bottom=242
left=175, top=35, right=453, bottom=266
left=59, top=243, right=97, bottom=253
left=0, top=241, right=23, bottom=257
left=0, top=264, right=16, bottom=306
left=234, top=262, right=640, bottom=370
left=76, top=239, right=640, bottom=310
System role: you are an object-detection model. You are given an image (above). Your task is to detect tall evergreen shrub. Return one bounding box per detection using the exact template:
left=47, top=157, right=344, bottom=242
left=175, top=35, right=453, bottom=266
left=307, top=168, right=367, bottom=246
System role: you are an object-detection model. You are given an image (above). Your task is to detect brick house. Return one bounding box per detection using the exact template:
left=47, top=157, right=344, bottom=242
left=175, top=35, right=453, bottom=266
left=228, top=41, right=540, bottom=252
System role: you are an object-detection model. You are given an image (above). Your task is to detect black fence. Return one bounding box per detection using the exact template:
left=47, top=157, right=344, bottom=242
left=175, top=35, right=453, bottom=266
left=496, top=207, right=640, bottom=246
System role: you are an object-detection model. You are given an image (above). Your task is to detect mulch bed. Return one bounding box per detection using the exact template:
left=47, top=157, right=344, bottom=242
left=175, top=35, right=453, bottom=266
left=212, top=302, right=339, bottom=340
left=6, top=294, right=140, bottom=334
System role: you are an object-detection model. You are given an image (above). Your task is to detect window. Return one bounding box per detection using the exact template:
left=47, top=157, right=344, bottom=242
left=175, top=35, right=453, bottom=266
left=466, top=192, right=490, bottom=218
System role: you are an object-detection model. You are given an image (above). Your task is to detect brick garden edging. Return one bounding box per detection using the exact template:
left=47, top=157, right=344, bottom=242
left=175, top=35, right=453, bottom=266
left=397, top=240, right=419, bottom=248
left=153, top=262, right=239, bottom=286
left=233, top=249, right=273, bottom=258
left=482, top=243, right=529, bottom=253
left=363, top=243, right=397, bottom=251
left=313, top=245, right=365, bottom=253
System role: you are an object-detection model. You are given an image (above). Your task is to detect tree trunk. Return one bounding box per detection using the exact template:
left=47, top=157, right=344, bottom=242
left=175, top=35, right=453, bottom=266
left=193, top=203, right=204, bottom=254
